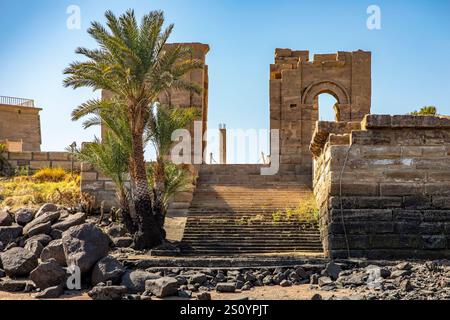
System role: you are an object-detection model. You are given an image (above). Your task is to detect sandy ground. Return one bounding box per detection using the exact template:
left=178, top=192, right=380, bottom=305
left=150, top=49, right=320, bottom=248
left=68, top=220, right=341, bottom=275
left=0, top=285, right=355, bottom=301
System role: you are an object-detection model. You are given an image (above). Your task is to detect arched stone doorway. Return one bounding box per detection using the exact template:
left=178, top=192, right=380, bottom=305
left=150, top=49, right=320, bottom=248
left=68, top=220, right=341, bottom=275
left=269, top=49, right=371, bottom=180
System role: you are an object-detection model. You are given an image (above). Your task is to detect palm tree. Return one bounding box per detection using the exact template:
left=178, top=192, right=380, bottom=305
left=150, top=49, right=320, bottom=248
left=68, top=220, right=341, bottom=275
left=64, top=9, right=203, bottom=249
left=73, top=109, right=135, bottom=232
left=145, top=104, right=199, bottom=223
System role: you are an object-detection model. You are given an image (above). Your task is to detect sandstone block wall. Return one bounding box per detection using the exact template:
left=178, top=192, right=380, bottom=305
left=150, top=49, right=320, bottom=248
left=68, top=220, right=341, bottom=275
left=0, top=104, right=42, bottom=151
left=312, top=115, right=450, bottom=259
left=1, top=151, right=79, bottom=172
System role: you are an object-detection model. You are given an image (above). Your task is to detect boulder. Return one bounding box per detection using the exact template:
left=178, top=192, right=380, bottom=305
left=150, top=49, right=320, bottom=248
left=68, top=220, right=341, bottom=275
left=41, top=239, right=66, bottom=266
left=145, top=277, right=179, bottom=298
left=14, top=208, right=35, bottom=226
left=0, top=209, right=13, bottom=226
left=324, top=261, right=342, bottom=280
left=24, top=240, right=44, bottom=257
left=50, top=229, right=63, bottom=240
left=23, top=211, right=60, bottom=235
left=91, top=256, right=125, bottom=286
left=35, top=203, right=58, bottom=219
left=27, top=221, right=52, bottom=237
left=216, top=282, right=236, bottom=293
left=30, top=259, right=67, bottom=289
left=25, top=234, right=52, bottom=247
left=318, top=276, right=333, bottom=287
left=280, top=279, right=292, bottom=287
left=0, top=225, right=23, bottom=245
left=62, top=223, right=110, bottom=273
left=35, top=284, right=64, bottom=299
left=51, top=212, right=86, bottom=232
left=121, top=270, right=160, bottom=294
left=105, top=224, right=128, bottom=238
left=189, top=273, right=207, bottom=285
left=112, top=237, right=133, bottom=248
left=1, top=247, right=38, bottom=277
left=88, top=285, right=127, bottom=300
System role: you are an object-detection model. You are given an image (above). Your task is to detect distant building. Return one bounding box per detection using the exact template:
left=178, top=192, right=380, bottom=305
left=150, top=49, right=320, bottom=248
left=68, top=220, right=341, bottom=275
left=0, top=96, right=42, bottom=151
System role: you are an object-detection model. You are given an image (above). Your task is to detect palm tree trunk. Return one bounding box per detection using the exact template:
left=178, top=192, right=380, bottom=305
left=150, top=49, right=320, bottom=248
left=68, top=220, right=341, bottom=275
left=129, top=131, right=163, bottom=249
left=153, top=157, right=166, bottom=238
left=117, top=188, right=136, bottom=234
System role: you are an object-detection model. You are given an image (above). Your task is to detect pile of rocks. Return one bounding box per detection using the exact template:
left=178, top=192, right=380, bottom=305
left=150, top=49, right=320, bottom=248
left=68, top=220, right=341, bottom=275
left=1, top=204, right=449, bottom=300
left=0, top=204, right=133, bottom=299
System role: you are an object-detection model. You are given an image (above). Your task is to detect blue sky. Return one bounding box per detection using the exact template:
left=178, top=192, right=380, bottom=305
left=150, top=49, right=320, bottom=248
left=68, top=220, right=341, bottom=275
left=1, top=0, right=449, bottom=162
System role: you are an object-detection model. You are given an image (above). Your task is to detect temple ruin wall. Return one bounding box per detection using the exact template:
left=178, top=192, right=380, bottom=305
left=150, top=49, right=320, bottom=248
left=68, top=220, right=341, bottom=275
left=312, top=115, right=450, bottom=259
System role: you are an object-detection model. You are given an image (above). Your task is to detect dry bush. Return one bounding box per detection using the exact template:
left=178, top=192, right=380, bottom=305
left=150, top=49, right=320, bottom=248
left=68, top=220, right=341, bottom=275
left=33, top=167, right=68, bottom=183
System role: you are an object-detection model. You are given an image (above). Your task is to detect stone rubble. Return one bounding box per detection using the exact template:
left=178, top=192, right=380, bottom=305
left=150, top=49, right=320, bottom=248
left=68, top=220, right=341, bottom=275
left=0, top=203, right=449, bottom=300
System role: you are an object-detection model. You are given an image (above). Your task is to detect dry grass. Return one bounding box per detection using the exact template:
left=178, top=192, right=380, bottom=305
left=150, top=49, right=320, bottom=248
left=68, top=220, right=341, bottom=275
left=32, top=167, right=68, bottom=183
left=272, top=195, right=319, bottom=222
left=0, top=169, right=81, bottom=209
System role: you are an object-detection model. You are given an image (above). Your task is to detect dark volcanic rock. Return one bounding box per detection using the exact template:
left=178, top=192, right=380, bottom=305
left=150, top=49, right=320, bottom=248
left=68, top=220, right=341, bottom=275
left=23, top=211, right=60, bottom=236
left=27, top=221, right=52, bottom=237
left=40, top=239, right=66, bottom=266
left=0, top=279, right=33, bottom=292
left=0, top=225, right=23, bottom=245
left=24, top=240, right=44, bottom=257
left=25, top=234, right=52, bottom=247
left=1, top=247, right=38, bottom=277
left=216, top=282, right=236, bottom=293
left=62, top=223, right=110, bottom=273
left=35, top=284, right=64, bottom=299
left=145, top=277, right=179, bottom=298
left=121, top=270, right=160, bottom=294
left=14, top=208, right=35, bottom=226
left=91, top=256, right=125, bottom=286
left=88, top=285, right=127, bottom=300
left=30, top=259, right=67, bottom=289
left=52, top=212, right=86, bottom=232
left=0, top=209, right=13, bottom=226
left=35, top=203, right=58, bottom=219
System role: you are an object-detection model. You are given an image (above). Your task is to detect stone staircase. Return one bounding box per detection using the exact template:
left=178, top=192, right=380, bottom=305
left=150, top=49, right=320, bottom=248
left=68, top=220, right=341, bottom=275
left=180, top=165, right=323, bottom=255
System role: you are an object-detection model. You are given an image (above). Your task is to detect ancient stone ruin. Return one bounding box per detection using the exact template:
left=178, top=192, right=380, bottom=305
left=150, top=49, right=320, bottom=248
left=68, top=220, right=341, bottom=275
left=2, top=45, right=450, bottom=260
left=0, top=96, right=42, bottom=152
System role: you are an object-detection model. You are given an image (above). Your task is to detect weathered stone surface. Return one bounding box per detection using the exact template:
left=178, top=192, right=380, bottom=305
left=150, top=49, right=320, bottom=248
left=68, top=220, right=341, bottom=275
left=51, top=212, right=86, bottom=232
left=112, top=237, right=133, bottom=248
left=105, top=223, right=128, bottom=238
left=35, top=284, right=64, bottom=299
left=30, top=259, right=66, bottom=289
left=0, top=279, right=33, bottom=292
left=121, top=270, right=160, bottom=294
left=62, top=223, right=110, bottom=273
left=91, top=256, right=125, bottom=286
left=324, top=261, right=341, bottom=280
left=27, top=221, right=52, bottom=237
left=0, top=210, right=13, bottom=226
left=1, top=247, right=38, bottom=277
left=216, top=282, right=236, bottom=293
left=145, top=277, right=179, bottom=298
left=88, top=285, right=127, bottom=300
left=196, top=292, right=211, bottom=300
left=25, top=234, right=52, bottom=247
left=189, top=273, right=207, bottom=285
left=35, top=203, right=58, bottom=219
left=41, top=239, right=66, bottom=266
left=0, top=225, right=23, bottom=245
left=14, top=208, right=35, bottom=226
left=318, top=276, right=333, bottom=287
left=24, top=240, right=44, bottom=257
left=23, top=211, right=60, bottom=235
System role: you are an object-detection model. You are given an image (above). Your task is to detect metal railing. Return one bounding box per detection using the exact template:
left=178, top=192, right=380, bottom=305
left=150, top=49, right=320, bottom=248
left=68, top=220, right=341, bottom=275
left=0, top=96, right=35, bottom=108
